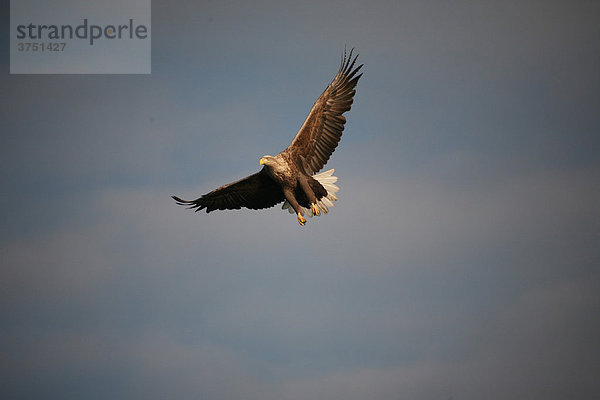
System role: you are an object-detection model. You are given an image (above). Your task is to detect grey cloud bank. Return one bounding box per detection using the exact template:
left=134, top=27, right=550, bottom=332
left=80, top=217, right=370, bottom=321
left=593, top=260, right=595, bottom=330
left=1, top=1, right=599, bottom=399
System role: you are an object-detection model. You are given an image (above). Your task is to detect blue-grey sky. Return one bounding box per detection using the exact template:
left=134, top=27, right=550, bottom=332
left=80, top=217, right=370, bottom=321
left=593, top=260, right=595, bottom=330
left=2, top=1, right=599, bottom=399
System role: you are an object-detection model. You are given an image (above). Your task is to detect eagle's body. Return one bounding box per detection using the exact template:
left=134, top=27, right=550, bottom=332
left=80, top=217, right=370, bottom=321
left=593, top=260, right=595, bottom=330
left=172, top=49, right=363, bottom=226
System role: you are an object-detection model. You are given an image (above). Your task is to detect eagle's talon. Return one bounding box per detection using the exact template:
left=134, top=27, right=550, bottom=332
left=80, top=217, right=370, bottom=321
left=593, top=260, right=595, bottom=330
left=297, top=213, right=307, bottom=226
left=311, top=204, right=320, bottom=216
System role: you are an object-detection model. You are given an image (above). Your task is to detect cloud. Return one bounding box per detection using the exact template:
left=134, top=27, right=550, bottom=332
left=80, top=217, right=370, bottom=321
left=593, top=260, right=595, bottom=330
left=4, top=157, right=598, bottom=398
left=267, top=276, right=600, bottom=400
left=2, top=1, right=599, bottom=399
left=3, top=271, right=598, bottom=400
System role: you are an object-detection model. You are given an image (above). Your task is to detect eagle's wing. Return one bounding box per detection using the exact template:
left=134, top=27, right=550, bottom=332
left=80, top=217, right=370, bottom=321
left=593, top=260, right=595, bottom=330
left=285, top=48, right=363, bottom=174
left=172, top=167, right=285, bottom=213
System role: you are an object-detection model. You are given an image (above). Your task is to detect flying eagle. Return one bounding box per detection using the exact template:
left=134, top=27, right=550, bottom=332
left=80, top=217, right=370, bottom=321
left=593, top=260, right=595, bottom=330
left=172, top=49, right=363, bottom=226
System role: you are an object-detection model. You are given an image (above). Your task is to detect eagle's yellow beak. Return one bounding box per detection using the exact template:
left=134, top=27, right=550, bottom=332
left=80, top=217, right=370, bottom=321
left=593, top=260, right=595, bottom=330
left=259, top=157, right=266, bottom=165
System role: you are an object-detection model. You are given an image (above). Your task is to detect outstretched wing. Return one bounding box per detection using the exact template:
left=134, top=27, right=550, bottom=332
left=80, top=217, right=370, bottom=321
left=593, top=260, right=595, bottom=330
left=172, top=168, right=284, bottom=213
left=285, top=48, right=363, bottom=174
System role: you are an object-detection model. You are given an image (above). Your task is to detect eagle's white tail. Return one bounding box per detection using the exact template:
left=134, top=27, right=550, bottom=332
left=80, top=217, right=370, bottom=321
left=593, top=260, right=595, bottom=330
left=282, top=169, right=339, bottom=218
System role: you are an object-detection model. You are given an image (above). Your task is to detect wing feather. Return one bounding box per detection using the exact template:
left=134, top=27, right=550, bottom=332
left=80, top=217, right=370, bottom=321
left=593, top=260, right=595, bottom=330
left=285, top=49, right=363, bottom=174
left=172, top=167, right=284, bottom=213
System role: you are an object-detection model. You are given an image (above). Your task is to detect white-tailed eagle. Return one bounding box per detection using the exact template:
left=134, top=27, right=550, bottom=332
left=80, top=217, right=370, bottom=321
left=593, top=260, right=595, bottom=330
left=172, top=49, right=363, bottom=226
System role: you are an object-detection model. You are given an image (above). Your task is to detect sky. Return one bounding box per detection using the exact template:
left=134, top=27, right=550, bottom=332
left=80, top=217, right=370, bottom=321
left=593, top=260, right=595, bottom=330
left=1, top=1, right=600, bottom=399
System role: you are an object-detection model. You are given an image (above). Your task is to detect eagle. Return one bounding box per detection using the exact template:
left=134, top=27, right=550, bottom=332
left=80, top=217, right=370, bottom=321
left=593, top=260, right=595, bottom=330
left=172, top=49, right=363, bottom=226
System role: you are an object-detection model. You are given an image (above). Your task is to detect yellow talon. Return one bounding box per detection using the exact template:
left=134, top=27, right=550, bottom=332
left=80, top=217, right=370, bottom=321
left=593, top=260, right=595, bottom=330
left=311, top=204, right=320, bottom=216
left=297, top=213, right=306, bottom=226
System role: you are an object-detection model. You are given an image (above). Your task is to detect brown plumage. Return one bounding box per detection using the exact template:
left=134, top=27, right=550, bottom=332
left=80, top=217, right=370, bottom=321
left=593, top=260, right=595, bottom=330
left=172, top=49, right=363, bottom=226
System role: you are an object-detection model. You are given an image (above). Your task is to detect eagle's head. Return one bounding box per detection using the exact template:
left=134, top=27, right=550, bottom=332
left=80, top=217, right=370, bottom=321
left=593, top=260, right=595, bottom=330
left=259, top=155, right=275, bottom=166
left=259, top=155, right=289, bottom=177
